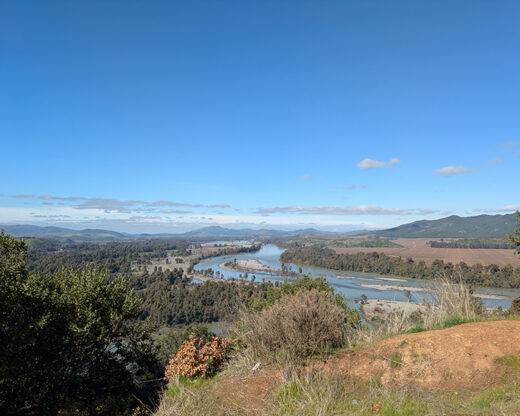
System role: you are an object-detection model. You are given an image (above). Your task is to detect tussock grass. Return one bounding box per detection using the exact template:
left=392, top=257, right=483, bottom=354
left=271, top=368, right=520, bottom=416
left=348, top=275, right=485, bottom=348
left=155, top=376, right=224, bottom=416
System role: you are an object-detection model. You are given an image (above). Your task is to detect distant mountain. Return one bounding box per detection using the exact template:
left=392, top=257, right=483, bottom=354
left=0, top=225, right=128, bottom=241
left=370, top=213, right=517, bottom=238
left=178, top=226, right=324, bottom=238
left=0, top=224, right=327, bottom=241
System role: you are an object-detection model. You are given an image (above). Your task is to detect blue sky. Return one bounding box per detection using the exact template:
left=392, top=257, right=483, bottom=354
left=1, top=0, right=519, bottom=233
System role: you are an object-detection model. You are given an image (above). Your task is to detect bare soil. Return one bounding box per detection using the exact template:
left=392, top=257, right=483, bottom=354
left=334, top=238, right=520, bottom=267
left=212, top=366, right=281, bottom=415
left=210, top=320, right=520, bottom=414
left=329, top=320, right=520, bottom=392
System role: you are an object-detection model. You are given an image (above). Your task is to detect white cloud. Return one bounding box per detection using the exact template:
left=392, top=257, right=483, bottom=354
left=474, top=205, right=519, bottom=213
left=486, top=158, right=503, bottom=166
left=160, top=209, right=192, bottom=214
left=39, top=194, right=89, bottom=201
left=150, top=200, right=203, bottom=207
left=256, top=205, right=438, bottom=216
left=300, top=174, right=312, bottom=180
left=17, top=195, right=232, bottom=213
left=433, top=166, right=473, bottom=177
left=357, top=158, right=401, bottom=169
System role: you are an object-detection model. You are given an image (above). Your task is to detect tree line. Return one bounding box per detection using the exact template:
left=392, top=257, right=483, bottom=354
left=429, top=238, right=515, bottom=249
left=281, top=246, right=520, bottom=288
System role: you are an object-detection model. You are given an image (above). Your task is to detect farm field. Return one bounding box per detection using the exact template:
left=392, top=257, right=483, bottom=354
left=334, top=238, right=520, bottom=267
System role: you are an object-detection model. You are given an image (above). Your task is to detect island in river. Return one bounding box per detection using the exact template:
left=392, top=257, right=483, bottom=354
left=219, top=259, right=281, bottom=274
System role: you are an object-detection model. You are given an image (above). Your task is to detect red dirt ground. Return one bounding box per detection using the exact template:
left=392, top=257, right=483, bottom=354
left=211, top=321, right=520, bottom=414
left=329, top=320, right=520, bottom=392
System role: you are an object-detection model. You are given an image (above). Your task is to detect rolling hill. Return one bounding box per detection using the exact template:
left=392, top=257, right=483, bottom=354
left=371, top=213, right=517, bottom=238
left=0, top=225, right=129, bottom=241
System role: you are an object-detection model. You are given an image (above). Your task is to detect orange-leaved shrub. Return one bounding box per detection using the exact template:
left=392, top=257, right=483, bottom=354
left=164, top=334, right=231, bottom=380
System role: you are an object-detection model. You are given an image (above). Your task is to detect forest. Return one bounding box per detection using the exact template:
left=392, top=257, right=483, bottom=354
left=1, top=233, right=273, bottom=415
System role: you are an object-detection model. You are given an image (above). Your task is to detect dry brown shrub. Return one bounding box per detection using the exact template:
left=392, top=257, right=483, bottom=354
left=237, top=289, right=345, bottom=363
left=164, top=334, right=231, bottom=380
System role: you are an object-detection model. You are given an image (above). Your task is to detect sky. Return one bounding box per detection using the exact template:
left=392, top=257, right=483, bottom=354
left=1, top=0, right=519, bottom=233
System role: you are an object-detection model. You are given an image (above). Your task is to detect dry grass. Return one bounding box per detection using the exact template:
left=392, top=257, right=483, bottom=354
left=349, top=275, right=482, bottom=345
left=235, top=290, right=345, bottom=364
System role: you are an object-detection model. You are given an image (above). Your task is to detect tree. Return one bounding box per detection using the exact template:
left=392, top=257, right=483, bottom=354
left=509, top=211, right=520, bottom=254
left=508, top=212, right=520, bottom=315
left=0, top=232, right=160, bottom=415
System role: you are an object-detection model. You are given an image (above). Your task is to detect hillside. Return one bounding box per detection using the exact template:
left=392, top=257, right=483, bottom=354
left=0, top=224, right=128, bottom=241
left=157, top=320, right=520, bottom=416
left=0, top=224, right=326, bottom=241
left=371, top=213, right=517, bottom=238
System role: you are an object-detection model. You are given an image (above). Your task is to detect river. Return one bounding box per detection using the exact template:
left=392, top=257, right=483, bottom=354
left=194, top=244, right=520, bottom=309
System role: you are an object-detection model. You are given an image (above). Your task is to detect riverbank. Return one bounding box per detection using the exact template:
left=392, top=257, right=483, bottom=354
left=359, top=283, right=514, bottom=300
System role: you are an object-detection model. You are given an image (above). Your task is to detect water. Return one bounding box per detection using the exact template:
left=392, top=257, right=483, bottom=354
left=194, top=244, right=520, bottom=309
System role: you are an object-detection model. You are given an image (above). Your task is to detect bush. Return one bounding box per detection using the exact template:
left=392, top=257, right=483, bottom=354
left=0, top=231, right=161, bottom=415
left=156, top=325, right=218, bottom=366
left=510, top=297, right=520, bottom=315
left=164, top=334, right=231, bottom=380
left=238, top=289, right=348, bottom=362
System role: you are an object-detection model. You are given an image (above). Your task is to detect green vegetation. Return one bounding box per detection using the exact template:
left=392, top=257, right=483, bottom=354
left=0, top=231, right=161, bottom=415
left=509, top=211, right=520, bottom=254
left=281, top=246, right=520, bottom=288
left=388, top=352, right=402, bottom=368
left=277, top=236, right=402, bottom=249
left=155, top=268, right=520, bottom=416
left=4, top=226, right=520, bottom=415
left=429, top=237, right=515, bottom=249
left=497, top=354, right=520, bottom=371
left=140, top=275, right=271, bottom=325
left=25, top=238, right=267, bottom=327
left=372, top=213, right=517, bottom=238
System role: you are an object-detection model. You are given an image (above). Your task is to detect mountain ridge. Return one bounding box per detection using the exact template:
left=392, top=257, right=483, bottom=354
left=0, top=224, right=327, bottom=241
left=368, top=213, right=517, bottom=238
